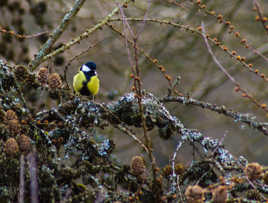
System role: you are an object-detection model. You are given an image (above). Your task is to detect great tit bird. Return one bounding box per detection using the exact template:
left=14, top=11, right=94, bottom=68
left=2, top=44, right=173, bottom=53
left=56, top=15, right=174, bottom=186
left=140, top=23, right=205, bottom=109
left=73, top=62, right=100, bottom=97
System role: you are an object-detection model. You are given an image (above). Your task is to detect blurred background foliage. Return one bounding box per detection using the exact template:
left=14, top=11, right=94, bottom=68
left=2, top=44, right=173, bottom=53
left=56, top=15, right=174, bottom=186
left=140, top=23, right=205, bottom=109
left=1, top=0, right=268, bottom=183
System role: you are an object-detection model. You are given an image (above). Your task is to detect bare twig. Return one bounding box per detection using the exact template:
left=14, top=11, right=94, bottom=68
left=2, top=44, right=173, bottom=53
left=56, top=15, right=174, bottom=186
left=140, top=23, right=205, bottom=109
left=201, top=22, right=268, bottom=113
left=118, top=4, right=135, bottom=71
left=116, top=4, right=157, bottom=182
left=107, top=23, right=173, bottom=87
left=253, top=0, right=268, bottom=35
left=115, top=123, right=149, bottom=153
left=118, top=4, right=135, bottom=39
left=201, top=22, right=237, bottom=84
left=171, top=141, right=184, bottom=201
left=136, top=0, right=152, bottom=39
left=97, top=103, right=150, bottom=153
left=109, top=17, right=268, bottom=82
left=0, top=25, right=48, bottom=39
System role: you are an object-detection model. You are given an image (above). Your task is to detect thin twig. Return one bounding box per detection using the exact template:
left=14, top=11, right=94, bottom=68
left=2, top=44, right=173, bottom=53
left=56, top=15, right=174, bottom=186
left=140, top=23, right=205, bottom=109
left=97, top=103, right=150, bottom=153
left=171, top=141, right=184, bottom=200
left=115, top=124, right=149, bottom=153
left=133, top=35, right=158, bottom=180
left=115, top=5, right=157, bottom=181
left=107, top=23, right=173, bottom=87
left=136, top=0, right=152, bottom=40
left=0, top=25, right=48, bottom=39
left=109, top=17, right=268, bottom=83
left=118, top=4, right=135, bottom=72
left=253, top=0, right=268, bottom=35
left=202, top=22, right=236, bottom=83
left=201, top=22, right=268, bottom=113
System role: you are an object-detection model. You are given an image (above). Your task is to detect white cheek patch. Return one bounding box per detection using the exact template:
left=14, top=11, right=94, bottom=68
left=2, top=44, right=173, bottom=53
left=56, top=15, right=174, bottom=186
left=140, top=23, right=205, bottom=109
left=82, top=64, right=91, bottom=72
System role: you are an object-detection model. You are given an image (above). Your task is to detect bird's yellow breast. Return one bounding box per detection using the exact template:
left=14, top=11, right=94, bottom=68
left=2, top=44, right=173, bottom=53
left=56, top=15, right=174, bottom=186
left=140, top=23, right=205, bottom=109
left=73, top=71, right=87, bottom=93
left=73, top=71, right=100, bottom=96
left=87, top=75, right=99, bottom=96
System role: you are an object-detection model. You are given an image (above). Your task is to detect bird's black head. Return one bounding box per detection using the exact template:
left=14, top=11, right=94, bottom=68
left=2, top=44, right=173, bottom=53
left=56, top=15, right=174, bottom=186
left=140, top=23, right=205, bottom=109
left=85, top=61, right=96, bottom=70
left=80, top=61, right=97, bottom=72
left=80, top=61, right=97, bottom=80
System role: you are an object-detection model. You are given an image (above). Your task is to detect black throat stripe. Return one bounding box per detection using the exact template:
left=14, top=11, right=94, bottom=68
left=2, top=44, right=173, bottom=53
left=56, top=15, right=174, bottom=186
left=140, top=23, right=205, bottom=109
left=84, top=71, right=95, bottom=81
left=80, top=81, right=92, bottom=96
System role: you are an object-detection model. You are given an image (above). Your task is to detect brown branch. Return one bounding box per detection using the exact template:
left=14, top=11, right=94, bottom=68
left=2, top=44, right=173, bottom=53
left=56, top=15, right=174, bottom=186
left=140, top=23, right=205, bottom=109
left=117, top=5, right=158, bottom=183
left=201, top=22, right=268, bottom=113
left=253, top=0, right=268, bottom=35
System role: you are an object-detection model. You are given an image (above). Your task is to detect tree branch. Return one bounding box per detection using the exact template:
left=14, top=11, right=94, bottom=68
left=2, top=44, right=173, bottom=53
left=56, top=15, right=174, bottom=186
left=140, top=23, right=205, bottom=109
left=29, top=0, right=87, bottom=70
left=37, top=0, right=131, bottom=67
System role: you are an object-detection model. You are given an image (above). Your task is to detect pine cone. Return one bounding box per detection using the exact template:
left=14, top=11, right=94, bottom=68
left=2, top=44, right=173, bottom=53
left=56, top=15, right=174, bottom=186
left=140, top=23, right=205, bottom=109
left=131, top=156, right=146, bottom=176
left=37, top=67, right=49, bottom=85
left=18, top=134, right=31, bottom=153
left=5, top=138, right=19, bottom=156
left=185, top=185, right=204, bottom=203
left=48, top=73, right=62, bottom=89
left=7, top=119, right=21, bottom=135
left=14, top=65, right=29, bottom=81
left=5, top=109, right=18, bottom=120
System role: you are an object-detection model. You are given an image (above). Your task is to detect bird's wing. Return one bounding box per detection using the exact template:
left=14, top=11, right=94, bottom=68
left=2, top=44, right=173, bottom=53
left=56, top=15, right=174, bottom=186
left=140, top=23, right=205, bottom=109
left=87, top=75, right=100, bottom=96
left=73, top=71, right=87, bottom=93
